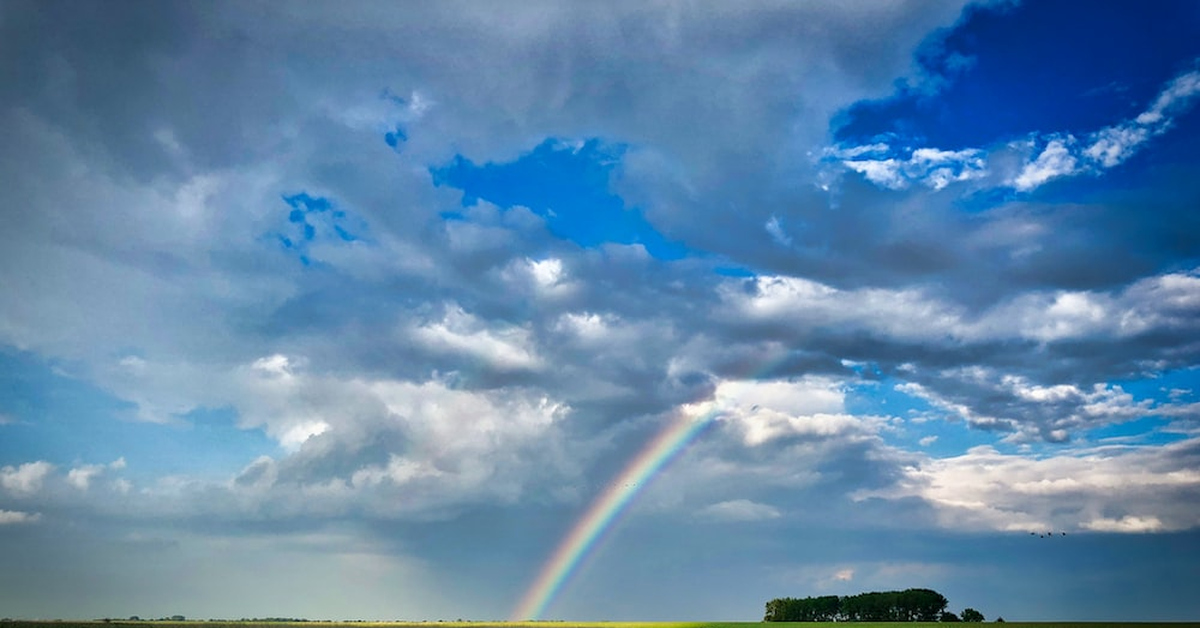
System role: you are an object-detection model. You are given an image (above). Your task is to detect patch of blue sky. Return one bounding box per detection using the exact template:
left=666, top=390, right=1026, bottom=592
left=1074, top=368, right=1200, bottom=446
left=844, top=373, right=997, bottom=457
left=273, top=192, right=367, bottom=266
left=1086, top=415, right=1185, bottom=447
left=384, top=124, right=407, bottom=152
left=430, top=138, right=690, bottom=260
left=1113, top=366, right=1200, bottom=403
left=833, top=0, right=1200, bottom=151
left=713, top=265, right=755, bottom=278
left=0, top=348, right=278, bottom=479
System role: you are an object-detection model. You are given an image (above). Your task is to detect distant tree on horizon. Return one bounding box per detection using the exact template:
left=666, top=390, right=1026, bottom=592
left=961, top=608, right=985, bottom=622
left=765, top=588, right=949, bottom=622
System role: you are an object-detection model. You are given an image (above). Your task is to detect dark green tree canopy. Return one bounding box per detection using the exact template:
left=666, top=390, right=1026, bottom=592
left=961, top=608, right=985, bottom=622
left=765, top=588, right=949, bottom=622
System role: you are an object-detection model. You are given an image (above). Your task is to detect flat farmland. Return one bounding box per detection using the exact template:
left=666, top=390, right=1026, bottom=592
left=4, top=622, right=1200, bottom=628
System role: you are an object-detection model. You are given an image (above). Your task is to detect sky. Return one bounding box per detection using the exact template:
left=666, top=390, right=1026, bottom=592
left=2, top=0, right=1200, bottom=622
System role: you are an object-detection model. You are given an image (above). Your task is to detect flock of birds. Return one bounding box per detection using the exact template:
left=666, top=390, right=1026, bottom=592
left=1031, top=531, right=1068, bottom=538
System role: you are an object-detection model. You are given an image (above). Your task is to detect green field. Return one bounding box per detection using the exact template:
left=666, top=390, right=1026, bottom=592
left=4, top=622, right=1200, bottom=628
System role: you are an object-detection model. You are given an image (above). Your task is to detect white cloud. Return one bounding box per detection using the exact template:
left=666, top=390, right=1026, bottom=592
left=858, top=438, right=1200, bottom=532
left=844, top=158, right=907, bottom=189
left=502, top=257, right=577, bottom=299
left=1084, top=68, right=1200, bottom=168
left=828, top=65, right=1200, bottom=193
left=723, top=275, right=965, bottom=342
left=411, top=305, right=541, bottom=371
left=1083, top=515, right=1164, bottom=533
left=527, top=257, right=564, bottom=288
left=252, top=354, right=297, bottom=378
left=1083, top=124, right=1151, bottom=169
left=898, top=369, right=1159, bottom=441
left=1, top=461, right=55, bottom=495
left=0, top=510, right=42, bottom=524
left=67, top=464, right=107, bottom=491
left=204, top=365, right=576, bottom=518
left=681, top=376, right=890, bottom=448
left=555, top=312, right=615, bottom=344
left=765, top=215, right=793, bottom=246
left=724, top=268, right=1200, bottom=347
left=697, top=498, right=781, bottom=522
left=835, top=146, right=988, bottom=191
left=1011, top=137, right=1078, bottom=190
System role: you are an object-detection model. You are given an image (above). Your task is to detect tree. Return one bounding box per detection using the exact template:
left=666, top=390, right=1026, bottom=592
left=961, top=608, right=985, bottom=622
left=900, top=588, right=949, bottom=621
left=940, top=611, right=961, bottom=622
left=765, top=589, right=953, bottom=622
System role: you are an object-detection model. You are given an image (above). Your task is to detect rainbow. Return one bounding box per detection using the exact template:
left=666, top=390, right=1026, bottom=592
left=509, top=406, right=722, bottom=620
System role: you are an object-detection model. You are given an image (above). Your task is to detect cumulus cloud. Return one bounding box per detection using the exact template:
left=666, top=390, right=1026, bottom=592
left=66, top=458, right=128, bottom=491
left=210, top=368, right=578, bottom=519
left=411, top=306, right=542, bottom=372
left=724, top=267, right=1200, bottom=346
left=858, top=438, right=1200, bottom=533
left=1, top=461, right=55, bottom=495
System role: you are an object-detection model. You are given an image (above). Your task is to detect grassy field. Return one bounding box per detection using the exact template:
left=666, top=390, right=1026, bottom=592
left=4, top=622, right=1200, bottom=628
left=0, top=623, right=1182, bottom=627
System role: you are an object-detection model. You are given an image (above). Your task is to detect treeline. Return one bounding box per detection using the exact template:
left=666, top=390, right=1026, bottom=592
left=765, top=588, right=952, bottom=622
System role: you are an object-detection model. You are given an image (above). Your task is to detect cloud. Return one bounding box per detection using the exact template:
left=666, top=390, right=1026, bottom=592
left=831, top=146, right=988, bottom=190
left=1, top=461, right=54, bottom=495
left=698, top=499, right=781, bottom=522
left=66, top=465, right=106, bottom=491
left=411, top=305, right=542, bottom=372
left=765, top=215, right=793, bottom=247
left=724, top=267, right=1200, bottom=347
left=1, top=0, right=1198, bottom=621
left=199, top=367, right=579, bottom=520
left=0, top=510, right=42, bottom=524
left=1083, top=515, right=1165, bottom=533
left=1011, top=137, right=1078, bottom=191
left=858, top=438, right=1200, bottom=533
left=66, top=458, right=128, bottom=491
left=827, top=64, right=1200, bottom=193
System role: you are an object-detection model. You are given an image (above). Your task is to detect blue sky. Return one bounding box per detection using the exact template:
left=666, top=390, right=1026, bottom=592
left=2, top=0, right=1200, bottom=622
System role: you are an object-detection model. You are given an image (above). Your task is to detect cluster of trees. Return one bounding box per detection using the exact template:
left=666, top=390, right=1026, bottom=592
left=765, top=588, right=987, bottom=622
